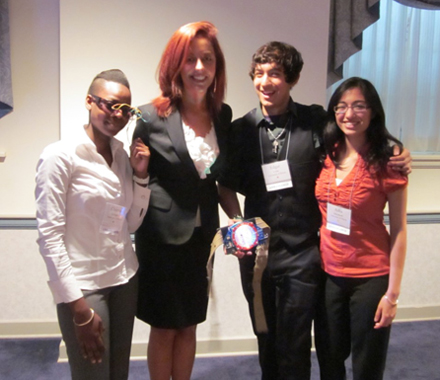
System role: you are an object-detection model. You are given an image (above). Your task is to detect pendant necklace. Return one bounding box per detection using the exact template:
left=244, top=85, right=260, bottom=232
left=267, top=126, right=287, bottom=154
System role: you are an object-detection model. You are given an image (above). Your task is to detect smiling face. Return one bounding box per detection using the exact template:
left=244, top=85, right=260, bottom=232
left=85, top=80, right=131, bottom=142
left=180, top=36, right=216, bottom=99
left=335, top=86, right=372, bottom=143
left=253, top=62, right=295, bottom=116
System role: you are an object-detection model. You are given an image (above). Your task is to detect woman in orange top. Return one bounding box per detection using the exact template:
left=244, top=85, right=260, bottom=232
left=315, top=77, right=407, bottom=380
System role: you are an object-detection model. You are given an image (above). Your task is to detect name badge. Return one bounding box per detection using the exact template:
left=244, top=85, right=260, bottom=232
left=100, top=203, right=127, bottom=235
left=326, top=202, right=351, bottom=235
left=261, top=160, right=293, bottom=192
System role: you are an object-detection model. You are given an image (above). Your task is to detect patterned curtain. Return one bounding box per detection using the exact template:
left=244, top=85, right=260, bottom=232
left=0, top=0, right=13, bottom=119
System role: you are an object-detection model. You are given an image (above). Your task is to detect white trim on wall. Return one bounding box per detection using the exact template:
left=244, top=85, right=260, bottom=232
left=412, top=155, right=440, bottom=169
left=2, top=305, right=440, bottom=359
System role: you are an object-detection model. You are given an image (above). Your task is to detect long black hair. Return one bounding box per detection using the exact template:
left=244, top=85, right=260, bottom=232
left=324, top=77, right=402, bottom=172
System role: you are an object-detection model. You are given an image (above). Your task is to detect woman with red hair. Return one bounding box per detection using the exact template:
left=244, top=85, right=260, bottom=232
left=133, top=21, right=232, bottom=380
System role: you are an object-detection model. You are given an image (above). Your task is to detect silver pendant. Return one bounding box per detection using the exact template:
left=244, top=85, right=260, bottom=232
left=272, top=140, right=279, bottom=154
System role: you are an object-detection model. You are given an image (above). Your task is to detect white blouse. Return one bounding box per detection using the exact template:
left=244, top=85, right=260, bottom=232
left=183, top=121, right=219, bottom=179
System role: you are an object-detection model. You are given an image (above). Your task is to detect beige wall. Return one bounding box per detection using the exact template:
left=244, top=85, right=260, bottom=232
left=0, top=0, right=60, bottom=217
left=58, top=0, right=330, bottom=143
left=407, top=158, right=440, bottom=212
left=0, top=0, right=439, bottom=355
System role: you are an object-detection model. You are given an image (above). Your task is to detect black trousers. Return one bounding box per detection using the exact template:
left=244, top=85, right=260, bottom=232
left=240, top=240, right=324, bottom=380
left=316, top=274, right=391, bottom=380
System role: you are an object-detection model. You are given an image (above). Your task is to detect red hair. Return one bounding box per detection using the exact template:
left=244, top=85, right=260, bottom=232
left=153, top=21, right=226, bottom=118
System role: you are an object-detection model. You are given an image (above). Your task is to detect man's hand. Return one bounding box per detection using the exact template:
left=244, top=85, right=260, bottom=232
left=225, top=217, right=253, bottom=258
left=388, top=145, right=412, bottom=175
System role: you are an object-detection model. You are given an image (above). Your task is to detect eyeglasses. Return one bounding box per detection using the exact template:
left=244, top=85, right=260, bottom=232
left=89, top=94, right=145, bottom=120
left=334, top=103, right=370, bottom=115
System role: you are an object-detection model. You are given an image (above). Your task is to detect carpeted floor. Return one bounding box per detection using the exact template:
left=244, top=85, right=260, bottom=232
left=1, top=319, right=439, bottom=379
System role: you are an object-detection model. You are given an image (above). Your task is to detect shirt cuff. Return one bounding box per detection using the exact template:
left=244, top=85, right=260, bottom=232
left=133, top=174, right=149, bottom=186
left=48, top=275, right=84, bottom=304
left=132, top=182, right=151, bottom=209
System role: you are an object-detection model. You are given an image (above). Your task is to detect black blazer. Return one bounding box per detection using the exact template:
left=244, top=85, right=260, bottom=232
left=133, top=103, right=232, bottom=245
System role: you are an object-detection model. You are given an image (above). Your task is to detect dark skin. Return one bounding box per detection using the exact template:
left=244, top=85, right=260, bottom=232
left=70, top=80, right=150, bottom=364
left=70, top=298, right=105, bottom=363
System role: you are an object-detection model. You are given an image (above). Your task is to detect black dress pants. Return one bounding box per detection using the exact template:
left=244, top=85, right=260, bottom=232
left=317, top=274, right=391, bottom=380
left=240, top=240, right=323, bottom=380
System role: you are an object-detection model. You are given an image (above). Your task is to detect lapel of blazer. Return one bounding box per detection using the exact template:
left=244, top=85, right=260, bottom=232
left=209, top=107, right=229, bottom=177
left=213, top=113, right=225, bottom=149
left=165, top=110, right=199, bottom=178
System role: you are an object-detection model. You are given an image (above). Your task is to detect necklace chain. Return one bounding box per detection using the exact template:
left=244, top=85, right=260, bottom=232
left=267, top=127, right=286, bottom=154
left=268, top=113, right=291, bottom=153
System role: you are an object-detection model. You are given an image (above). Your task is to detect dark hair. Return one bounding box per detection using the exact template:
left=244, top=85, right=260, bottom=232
left=87, top=69, right=130, bottom=95
left=249, top=41, right=303, bottom=84
left=325, top=77, right=402, bottom=171
left=153, top=21, right=226, bottom=118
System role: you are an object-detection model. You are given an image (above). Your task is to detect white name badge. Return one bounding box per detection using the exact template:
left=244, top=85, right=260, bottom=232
left=326, top=202, right=351, bottom=235
left=100, top=203, right=127, bottom=235
left=261, top=160, right=293, bottom=192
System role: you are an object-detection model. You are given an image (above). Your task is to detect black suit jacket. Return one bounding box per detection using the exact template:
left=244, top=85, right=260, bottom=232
left=133, top=103, right=232, bottom=245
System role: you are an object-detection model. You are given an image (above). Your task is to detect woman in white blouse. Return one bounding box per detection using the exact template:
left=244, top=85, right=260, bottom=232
left=35, top=69, right=150, bottom=380
left=133, top=22, right=232, bottom=380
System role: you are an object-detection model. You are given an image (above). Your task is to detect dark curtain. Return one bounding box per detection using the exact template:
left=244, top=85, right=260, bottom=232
left=327, top=0, right=380, bottom=87
left=0, top=0, right=12, bottom=119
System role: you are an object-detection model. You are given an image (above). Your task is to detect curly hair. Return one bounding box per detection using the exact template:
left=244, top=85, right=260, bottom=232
left=249, top=41, right=303, bottom=84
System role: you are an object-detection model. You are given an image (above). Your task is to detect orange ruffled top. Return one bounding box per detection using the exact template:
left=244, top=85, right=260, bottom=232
left=315, top=155, right=408, bottom=278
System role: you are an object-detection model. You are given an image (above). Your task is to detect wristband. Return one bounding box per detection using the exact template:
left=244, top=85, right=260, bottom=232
left=73, top=308, right=95, bottom=327
left=384, top=295, right=399, bottom=307
left=232, top=215, right=244, bottom=221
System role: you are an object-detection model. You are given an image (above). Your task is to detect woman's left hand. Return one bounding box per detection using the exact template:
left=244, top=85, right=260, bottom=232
left=374, top=296, right=397, bottom=329
left=130, top=138, right=150, bottom=178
